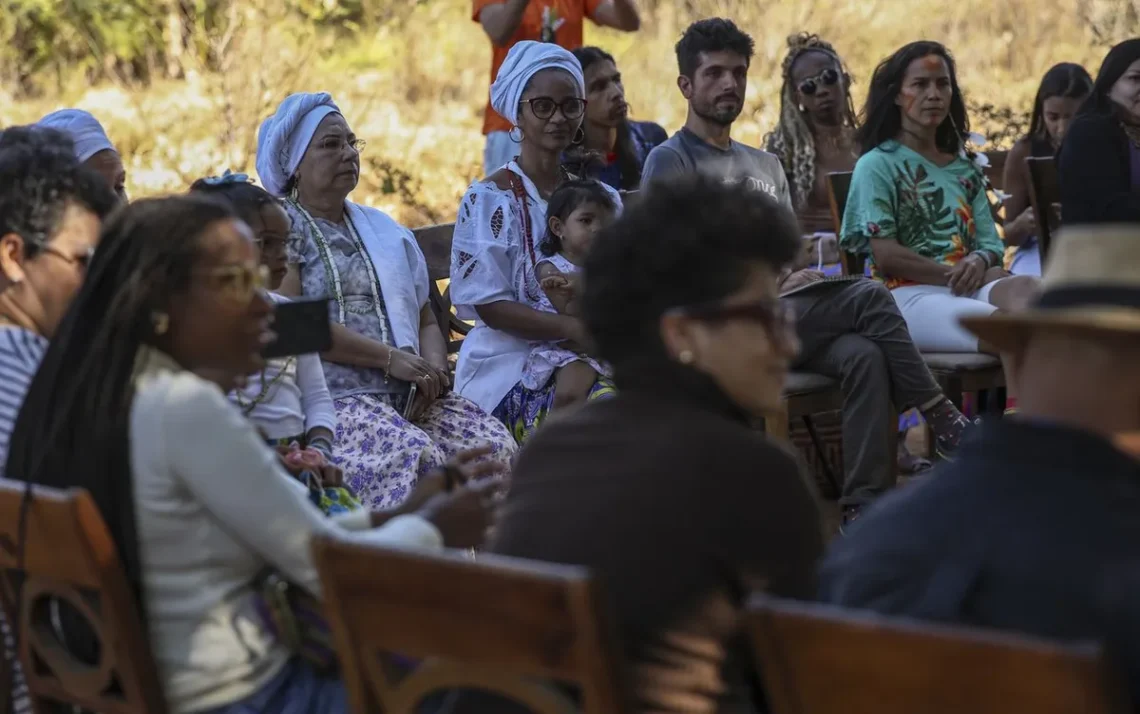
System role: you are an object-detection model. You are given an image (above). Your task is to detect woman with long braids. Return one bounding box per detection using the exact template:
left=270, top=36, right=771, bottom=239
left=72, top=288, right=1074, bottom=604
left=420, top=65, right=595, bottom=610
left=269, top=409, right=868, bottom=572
left=765, top=33, right=859, bottom=233
left=563, top=46, right=667, bottom=190
left=451, top=41, right=620, bottom=444
left=840, top=41, right=1039, bottom=355
left=4, top=195, right=497, bottom=713
left=256, top=93, right=515, bottom=510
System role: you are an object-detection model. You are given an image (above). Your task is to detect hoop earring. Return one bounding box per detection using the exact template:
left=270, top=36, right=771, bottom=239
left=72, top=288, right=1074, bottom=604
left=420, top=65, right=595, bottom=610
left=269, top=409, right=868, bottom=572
left=152, top=312, right=170, bottom=336
left=508, top=126, right=524, bottom=143
left=288, top=178, right=299, bottom=201
left=572, top=126, right=585, bottom=145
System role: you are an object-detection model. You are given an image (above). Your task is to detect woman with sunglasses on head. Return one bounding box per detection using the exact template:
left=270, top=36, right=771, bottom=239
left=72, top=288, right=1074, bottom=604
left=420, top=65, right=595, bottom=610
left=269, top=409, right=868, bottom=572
left=840, top=41, right=1040, bottom=357
left=1001, top=63, right=1092, bottom=276
left=765, top=33, right=859, bottom=234
left=5, top=194, right=498, bottom=714
left=256, top=93, right=516, bottom=511
left=451, top=41, right=621, bottom=444
left=1057, top=39, right=1140, bottom=226
left=0, top=125, right=116, bottom=714
left=562, top=46, right=667, bottom=191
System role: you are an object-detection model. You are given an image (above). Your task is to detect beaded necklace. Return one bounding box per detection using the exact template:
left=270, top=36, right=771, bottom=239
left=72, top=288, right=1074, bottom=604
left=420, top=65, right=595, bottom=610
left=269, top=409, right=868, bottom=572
left=288, top=199, right=391, bottom=346
left=234, top=357, right=297, bottom=415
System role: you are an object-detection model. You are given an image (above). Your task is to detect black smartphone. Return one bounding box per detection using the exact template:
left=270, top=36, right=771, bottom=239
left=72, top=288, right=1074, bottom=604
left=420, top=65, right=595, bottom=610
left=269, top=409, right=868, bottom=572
left=262, top=298, right=332, bottom=359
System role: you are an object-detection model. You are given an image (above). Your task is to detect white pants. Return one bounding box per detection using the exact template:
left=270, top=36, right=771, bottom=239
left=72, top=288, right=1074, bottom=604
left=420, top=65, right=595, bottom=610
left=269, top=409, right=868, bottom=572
left=890, top=279, right=1008, bottom=352
left=483, top=131, right=516, bottom=176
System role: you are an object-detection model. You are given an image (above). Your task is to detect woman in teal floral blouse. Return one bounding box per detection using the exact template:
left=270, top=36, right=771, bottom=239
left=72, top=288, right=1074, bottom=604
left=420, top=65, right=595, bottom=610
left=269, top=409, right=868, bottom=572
left=840, top=41, right=1039, bottom=353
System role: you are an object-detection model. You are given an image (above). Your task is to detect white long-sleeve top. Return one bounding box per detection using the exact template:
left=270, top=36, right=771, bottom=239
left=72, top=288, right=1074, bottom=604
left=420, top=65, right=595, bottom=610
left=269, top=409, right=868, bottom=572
left=229, top=293, right=337, bottom=441
left=130, top=348, right=441, bottom=712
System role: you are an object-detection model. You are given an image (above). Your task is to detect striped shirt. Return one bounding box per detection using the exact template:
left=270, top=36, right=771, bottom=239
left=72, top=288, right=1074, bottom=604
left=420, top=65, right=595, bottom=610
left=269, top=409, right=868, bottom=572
left=0, top=325, right=48, bottom=474
left=0, top=326, right=42, bottom=714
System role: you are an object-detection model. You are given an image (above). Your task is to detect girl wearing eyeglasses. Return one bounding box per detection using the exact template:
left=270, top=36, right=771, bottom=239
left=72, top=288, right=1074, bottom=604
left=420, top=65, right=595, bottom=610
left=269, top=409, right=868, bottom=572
left=765, top=33, right=859, bottom=235
left=451, top=41, right=621, bottom=444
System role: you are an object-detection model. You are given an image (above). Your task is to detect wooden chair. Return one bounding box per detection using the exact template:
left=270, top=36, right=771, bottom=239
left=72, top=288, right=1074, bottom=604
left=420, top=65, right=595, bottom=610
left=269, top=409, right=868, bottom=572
left=747, top=596, right=1128, bottom=714
left=0, top=479, right=166, bottom=714
left=1026, top=156, right=1061, bottom=264
left=412, top=222, right=471, bottom=355
left=312, top=535, right=629, bottom=714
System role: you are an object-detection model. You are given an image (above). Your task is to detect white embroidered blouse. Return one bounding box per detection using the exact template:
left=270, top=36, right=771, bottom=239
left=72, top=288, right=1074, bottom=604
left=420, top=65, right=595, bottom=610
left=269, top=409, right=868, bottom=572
left=450, top=162, right=620, bottom=413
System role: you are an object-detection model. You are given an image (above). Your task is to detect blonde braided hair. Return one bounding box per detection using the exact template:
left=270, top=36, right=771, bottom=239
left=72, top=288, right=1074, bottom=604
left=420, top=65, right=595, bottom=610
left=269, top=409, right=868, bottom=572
left=763, top=33, right=858, bottom=210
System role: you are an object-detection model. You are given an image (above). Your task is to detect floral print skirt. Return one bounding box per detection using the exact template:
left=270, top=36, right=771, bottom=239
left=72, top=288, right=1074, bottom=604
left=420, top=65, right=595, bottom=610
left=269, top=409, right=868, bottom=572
left=331, top=392, right=516, bottom=509
left=492, top=376, right=617, bottom=445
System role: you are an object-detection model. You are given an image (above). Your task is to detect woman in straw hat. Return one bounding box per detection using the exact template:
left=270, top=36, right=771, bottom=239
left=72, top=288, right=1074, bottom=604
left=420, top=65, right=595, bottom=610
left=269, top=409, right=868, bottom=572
left=821, top=223, right=1140, bottom=708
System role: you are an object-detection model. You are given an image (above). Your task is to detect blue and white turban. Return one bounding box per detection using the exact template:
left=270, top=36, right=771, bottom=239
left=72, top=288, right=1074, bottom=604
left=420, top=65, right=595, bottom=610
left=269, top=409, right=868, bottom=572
left=490, top=41, right=584, bottom=127
left=255, top=92, right=341, bottom=196
left=37, top=109, right=116, bottom=163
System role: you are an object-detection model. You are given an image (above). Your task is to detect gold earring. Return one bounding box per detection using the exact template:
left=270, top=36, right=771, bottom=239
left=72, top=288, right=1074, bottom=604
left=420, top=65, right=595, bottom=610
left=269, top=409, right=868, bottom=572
left=678, top=349, right=694, bottom=365
left=152, top=312, right=169, bottom=336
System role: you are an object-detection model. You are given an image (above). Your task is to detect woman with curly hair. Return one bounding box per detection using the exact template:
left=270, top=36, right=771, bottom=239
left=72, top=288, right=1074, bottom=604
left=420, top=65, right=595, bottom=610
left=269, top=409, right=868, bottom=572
left=765, top=33, right=859, bottom=234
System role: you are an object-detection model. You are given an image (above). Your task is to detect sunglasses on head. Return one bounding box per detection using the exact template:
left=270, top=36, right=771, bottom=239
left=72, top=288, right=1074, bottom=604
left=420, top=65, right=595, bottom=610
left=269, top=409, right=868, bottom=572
left=798, top=68, right=841, bottom=96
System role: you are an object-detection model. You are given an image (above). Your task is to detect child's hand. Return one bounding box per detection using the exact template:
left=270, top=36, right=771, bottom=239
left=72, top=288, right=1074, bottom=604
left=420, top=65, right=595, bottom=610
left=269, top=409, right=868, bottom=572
left=540, top=273, right=575, bottom=309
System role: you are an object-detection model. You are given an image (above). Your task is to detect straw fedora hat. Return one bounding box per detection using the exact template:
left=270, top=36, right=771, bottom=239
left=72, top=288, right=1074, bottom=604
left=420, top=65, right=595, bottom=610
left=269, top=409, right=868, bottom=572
left=960, top=224, right=1140, bottom=352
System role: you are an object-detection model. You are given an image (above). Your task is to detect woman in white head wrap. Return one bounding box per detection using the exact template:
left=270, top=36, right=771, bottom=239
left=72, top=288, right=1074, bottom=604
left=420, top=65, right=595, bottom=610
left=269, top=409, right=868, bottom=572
left=450, top=41, right=620, bottom=444
left=37, top=109, right=127, bottom=203
left=255, top=93, right=514, bottom=509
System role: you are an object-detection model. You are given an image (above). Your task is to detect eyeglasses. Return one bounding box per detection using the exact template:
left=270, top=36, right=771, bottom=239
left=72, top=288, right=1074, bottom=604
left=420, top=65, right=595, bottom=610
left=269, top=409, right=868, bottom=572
left=256, top=235, right=289, bottom=256
left=675, top=298, right=797, bottom=339
left=40, top=244, right=95, bottom=270
left=200, top=263, right=269, bottom=304
left=798, top=68, right=841, bottom=96
left=521, top=97, right=587, bottom=121
left=316, top=136, right=366, bottom=154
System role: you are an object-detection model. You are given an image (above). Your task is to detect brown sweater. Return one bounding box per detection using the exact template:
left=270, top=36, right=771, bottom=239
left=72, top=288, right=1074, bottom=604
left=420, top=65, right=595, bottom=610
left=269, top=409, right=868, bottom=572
left=490, top=365, right=824, bottom=714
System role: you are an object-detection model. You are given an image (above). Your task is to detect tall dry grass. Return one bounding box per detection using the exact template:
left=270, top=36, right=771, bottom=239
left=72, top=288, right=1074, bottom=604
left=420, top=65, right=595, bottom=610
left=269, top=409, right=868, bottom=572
left=0, top=0, right=1131, bottom=227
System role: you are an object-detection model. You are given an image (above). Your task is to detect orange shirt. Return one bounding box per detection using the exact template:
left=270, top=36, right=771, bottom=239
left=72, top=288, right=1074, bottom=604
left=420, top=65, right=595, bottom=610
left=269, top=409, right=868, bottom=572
left=473, top=0, right=604, bottom=135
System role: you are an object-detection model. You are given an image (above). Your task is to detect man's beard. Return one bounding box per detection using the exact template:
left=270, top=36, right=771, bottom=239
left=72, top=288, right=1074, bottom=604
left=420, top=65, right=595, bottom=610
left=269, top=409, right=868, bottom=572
left=694, top=100, right=742, bottom=127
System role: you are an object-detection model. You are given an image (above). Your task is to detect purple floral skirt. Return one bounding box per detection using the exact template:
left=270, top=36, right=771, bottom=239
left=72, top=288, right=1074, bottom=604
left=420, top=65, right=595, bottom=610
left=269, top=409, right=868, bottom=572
left=331, top=392, right=516, bottom=510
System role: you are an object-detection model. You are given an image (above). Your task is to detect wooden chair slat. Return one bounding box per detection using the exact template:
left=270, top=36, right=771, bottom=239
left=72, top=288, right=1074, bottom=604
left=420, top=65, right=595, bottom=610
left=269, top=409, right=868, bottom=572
left=312, top=536, right=629, bottom=714
left=747, top=596, right=1128, bottom=714
left=411, top=222, right=472, bottom=354
left=1026, top=156, right=1061, bottom=264
left=0, top=480, right=166, bottom=714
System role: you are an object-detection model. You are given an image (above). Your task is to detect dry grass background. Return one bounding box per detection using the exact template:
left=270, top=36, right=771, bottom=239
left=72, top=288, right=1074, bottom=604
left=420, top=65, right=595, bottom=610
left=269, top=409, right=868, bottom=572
left=0, top=0, right=1132, bottom=227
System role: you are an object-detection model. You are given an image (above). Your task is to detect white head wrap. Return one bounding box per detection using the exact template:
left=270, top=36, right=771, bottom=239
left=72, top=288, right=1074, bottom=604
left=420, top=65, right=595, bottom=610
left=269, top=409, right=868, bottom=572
left=490, top=41, right=585, bottom=127
left=36, top=109, right=116, bottom=163
left=255, top=92, right=341, bottom=196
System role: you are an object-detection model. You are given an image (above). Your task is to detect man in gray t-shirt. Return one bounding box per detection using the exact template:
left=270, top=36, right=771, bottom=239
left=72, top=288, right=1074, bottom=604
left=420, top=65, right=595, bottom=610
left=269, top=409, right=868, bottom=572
left=639, top=19, right=973, bottom=532
left=642, top=126, right=793, bottom=211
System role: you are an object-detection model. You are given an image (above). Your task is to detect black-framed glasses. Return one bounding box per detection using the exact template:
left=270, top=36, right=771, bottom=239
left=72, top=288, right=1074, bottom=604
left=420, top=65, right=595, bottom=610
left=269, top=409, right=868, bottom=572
left=40, top=244, right=95, bottom=270
left=256, top=234, right=289, bottom=256
left=521, top=97, right=587, bottom=120
left=798, top=68, right=840, bottom=96
left=673, top=298, right=796, bottom=337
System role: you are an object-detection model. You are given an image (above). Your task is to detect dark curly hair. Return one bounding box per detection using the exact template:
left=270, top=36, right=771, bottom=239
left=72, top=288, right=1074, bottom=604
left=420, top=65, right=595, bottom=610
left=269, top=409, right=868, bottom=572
left=541, top=179, right=616, bottom=257
left=583, top=175, right=800, bottom=370
left=855, top=41, right=969, bottom=156
left=190, top=176, right=282, bottom=234
left=566, top=46, right=646, bottom=190
left=0, top=125, right=118, bottom=257
left=675, top=18, right=754, bottom=78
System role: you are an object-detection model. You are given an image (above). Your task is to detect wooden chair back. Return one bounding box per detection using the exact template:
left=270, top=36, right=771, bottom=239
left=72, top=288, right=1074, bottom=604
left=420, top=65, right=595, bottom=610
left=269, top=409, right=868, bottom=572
left=1026, top=156, right=1061, bottom=263
left=983, top=149, right=1009, bottom=192
left=0, top=480, right=166, bottom=714
left=313, top=536, right=628, bottom=714
left=412, top=222, right=471, bottom=354
left=747, top=596, right=1127, bottom=714
left=825, top=171, right=866, bottom=276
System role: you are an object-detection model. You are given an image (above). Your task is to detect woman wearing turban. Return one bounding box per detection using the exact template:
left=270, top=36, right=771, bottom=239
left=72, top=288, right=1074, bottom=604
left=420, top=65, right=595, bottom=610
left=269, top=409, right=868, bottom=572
left=450, top=41, right=619, bottom=444
left=256, top=93, right=515, bottom=510
left=37, top=108, right=128, bottom=203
